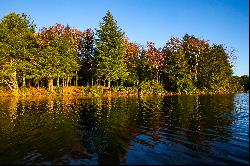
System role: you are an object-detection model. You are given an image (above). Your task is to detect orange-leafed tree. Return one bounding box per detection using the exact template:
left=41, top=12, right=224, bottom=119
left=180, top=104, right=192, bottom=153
left=146, top=41, right=165, bottom=83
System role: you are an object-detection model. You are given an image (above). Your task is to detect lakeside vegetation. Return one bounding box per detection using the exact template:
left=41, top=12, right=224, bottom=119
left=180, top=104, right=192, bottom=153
left=0, top=11, right=249, bottom=97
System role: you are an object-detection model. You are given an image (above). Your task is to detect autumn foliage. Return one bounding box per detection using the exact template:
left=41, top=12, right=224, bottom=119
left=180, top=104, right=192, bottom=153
left=0, top=12, right=246, bottom=95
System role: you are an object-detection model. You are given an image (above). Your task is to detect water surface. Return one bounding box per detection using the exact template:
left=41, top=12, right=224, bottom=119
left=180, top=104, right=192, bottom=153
left=0, top=93, right=249, bottom=165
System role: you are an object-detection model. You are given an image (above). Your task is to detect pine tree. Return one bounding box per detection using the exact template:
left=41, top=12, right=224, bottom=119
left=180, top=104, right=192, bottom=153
left=95, top=11, right=128, bottom=88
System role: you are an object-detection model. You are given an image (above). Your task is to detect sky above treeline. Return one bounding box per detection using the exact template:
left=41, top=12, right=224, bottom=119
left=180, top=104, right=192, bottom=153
left=0, top=0, right=249, bottom=76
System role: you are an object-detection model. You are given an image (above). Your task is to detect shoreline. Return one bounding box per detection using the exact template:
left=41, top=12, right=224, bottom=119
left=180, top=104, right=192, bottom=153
left=0, top=86, right=245, bottom=98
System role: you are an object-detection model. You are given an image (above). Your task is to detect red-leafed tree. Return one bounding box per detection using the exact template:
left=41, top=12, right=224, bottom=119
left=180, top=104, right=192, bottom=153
left=146, top=41, right=165, bottom=83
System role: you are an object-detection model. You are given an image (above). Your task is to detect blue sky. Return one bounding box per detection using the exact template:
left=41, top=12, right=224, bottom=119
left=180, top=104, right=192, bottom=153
left=0, top=0, right=249, bottom=76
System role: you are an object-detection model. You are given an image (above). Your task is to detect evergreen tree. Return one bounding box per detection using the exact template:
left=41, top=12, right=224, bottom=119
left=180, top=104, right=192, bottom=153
left=95, top=11, right=128, bottom=88
left=0, top=13, right=36, bottom=91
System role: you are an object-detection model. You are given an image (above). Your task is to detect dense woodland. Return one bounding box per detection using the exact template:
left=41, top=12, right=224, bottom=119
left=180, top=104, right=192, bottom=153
left=0, top=11, right=249, bottom=95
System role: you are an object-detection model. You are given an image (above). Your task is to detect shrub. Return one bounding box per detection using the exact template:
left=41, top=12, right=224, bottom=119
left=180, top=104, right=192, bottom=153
left=126, top=86, right=138, bottom=94
left=90, top=85, right=103, bottom=95
left=81, top=85, right=91, bottom=94
left=141, top=80, right=165, bottom=95
left=55, top=86, right=63, bottom=95
left=112, top=85, right=126, bottom=93
left=21, top=86, right=28, bottom=93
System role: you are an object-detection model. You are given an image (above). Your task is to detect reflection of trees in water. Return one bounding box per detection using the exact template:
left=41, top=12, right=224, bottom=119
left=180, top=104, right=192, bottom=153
left=0, top=97, right=84, bottom=164
left=77, top=95, right=235, bottom=164
left=77, top=97, right=133, bottom=165
left=161, top=94, right=235, bottom=153
left=77, top=96, right=166, bottom=164
left=0, top=94, right=237, bottom=164
left=136, top=96, right=164, bottom=142
left=0, top=97, right=18, bottom=158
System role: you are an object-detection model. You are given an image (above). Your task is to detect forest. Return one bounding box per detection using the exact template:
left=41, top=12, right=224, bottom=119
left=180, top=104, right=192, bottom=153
left=0, top=11, right=248, bottom=96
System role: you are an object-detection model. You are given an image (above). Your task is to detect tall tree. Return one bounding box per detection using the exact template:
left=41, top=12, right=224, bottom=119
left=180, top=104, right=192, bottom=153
left=77, top=28, right=96, bottom=86
left=162, top=37, right=194, bottom=93
left=146, top=41, right=165, bottom=83
left=182, top=34, right=209, bottom=86
left=95, top=11, right=128, bottom=88
left=203, top=44, right=233, bottom=91
left=123, top=36, right=140, bottom=86
left=0, top=13, right=36, bottom=91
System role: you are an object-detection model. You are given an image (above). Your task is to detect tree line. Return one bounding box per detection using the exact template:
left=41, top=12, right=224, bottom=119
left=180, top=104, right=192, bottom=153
left=0, top=11, right=248, bottom=94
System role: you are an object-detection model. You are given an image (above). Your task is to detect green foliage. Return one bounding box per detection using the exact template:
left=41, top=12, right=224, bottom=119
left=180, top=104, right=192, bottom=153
left=90, top=85, right=103, bottom=95
left=0, top=12, right=243, bottom=95
left=161, top=35, right=238, bottom=94
left=126, top=86, right=138, bottom=94
left=95, top=11, right=128, bottom=87
left=112, top=85, right=126, bottom=93
left=21, top=85, right=28, bottom=93
left=238, top=75, right=249, bottom=91
left=141, top=80, right=165, bottom=95
left=77, top=28, right=95, bottom=85
left=0, top=13, right=37, bottom=90
left=81, top=85, right=91, bottom=94
left=55, top=86, right=63, bottom=96
left=162, top=37, right=194, bottom=93
left=36, top=24, right=80, bottom=88
left=81, top=85, right=103, bottom=95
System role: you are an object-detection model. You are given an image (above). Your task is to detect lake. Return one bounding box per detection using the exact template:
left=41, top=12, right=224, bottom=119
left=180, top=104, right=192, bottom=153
left=0, top=93, right=249, bottom=165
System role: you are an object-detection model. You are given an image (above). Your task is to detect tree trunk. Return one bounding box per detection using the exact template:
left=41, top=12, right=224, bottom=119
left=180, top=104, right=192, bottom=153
left=57, top=77, right=60, bottom=87
left=76, top=71, right=78, bottom=86
left=48, top=78, right=53, bottom=92
left=22, top=73, right=26, bottom=88
left=12, top=71, right=18, bottom=90
left=156, top=70, right=159, bottom=83
left=62, top=78, right=64, bottom=87
left=41, top=80, right=43, bottom=88
left=194, top=65, right=198, bottom=83
left=194, top=54, right=198, bottom=84
left=67, top=77, right=69, bottom=87
left=138, top=79, right=142, bottom=96
left=10, top=58, right=18, bottom=91
left=108, top=80, right=111, bottom=88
